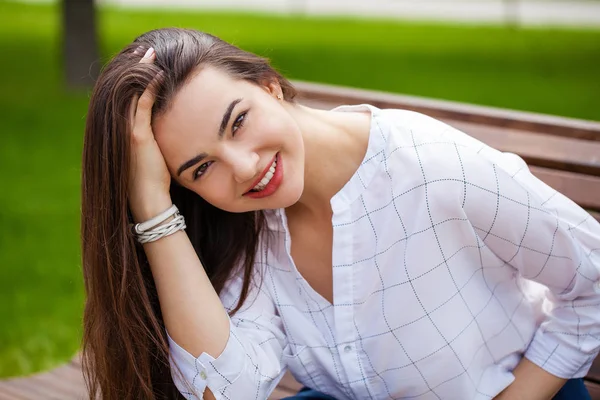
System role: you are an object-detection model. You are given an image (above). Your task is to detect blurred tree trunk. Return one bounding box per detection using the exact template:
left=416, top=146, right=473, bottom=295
left=62, top=0, right=99, bottom=89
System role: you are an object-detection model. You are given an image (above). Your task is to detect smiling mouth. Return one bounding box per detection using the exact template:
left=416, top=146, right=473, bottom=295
left=243, top=153, right=282, bottom=198
left=249, top=156, right=277, bottom=192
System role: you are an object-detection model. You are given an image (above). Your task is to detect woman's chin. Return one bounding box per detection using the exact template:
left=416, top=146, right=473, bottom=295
left=253, top=180, right=305, bottom=212
left=208, top=184, right=303, bottom=214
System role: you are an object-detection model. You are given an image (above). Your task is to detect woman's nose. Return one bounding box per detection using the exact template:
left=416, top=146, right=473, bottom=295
left=229, top=150, right=260, bottom=184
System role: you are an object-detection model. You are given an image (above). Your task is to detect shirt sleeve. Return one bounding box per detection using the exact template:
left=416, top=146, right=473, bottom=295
left=417, top=118, right=600, bottom=379
left=466, top=151, right=600, bottom=378
left=167, top=266, right=288, bottom=399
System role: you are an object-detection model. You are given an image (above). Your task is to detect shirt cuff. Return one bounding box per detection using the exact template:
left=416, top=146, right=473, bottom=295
left=168, top=318, right=247, bottom=396
left=524, top=328, right=598, bottom=379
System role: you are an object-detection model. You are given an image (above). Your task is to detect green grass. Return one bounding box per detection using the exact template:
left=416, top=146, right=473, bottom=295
left=1, top=0, right=599, bottom=379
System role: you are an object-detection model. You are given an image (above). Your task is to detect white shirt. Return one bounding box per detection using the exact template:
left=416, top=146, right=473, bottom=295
left=168, top=105, right=600, bottom=400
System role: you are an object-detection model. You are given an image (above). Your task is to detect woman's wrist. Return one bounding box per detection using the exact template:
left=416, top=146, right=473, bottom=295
left=130, top=194, right=173, bottom=223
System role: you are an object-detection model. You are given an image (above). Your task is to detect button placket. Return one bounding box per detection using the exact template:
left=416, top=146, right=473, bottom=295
left=331, top=209, right=363, bottom=398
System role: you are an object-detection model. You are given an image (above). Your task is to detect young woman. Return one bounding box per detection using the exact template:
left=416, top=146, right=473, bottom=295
left=81, top=28, right=600, bottom=400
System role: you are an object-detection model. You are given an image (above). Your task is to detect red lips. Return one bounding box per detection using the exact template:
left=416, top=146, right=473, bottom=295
left=243, top=153, right=283, bottom=199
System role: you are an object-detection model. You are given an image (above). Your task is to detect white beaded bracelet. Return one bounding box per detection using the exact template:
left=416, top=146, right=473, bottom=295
left=132, top=205, right=186, bottom=243
left=136, top=214, right=186, bottom=244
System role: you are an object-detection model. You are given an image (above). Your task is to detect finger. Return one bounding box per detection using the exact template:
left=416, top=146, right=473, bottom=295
left=130, top=47, right=156, bottom=122
left=135, top=71, right=164, bottom=129
left=129, top=93, right=149, bottom=144
left=128, top=94, right=140, bottom=174
left=139, top=47, right=156, bottom=64
left=132, top=45, right=144, bottom=56
left=129, top=93, right=139, bottom=126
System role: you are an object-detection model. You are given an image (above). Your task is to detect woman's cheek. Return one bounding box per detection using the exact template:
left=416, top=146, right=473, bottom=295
left=258, top=108, right=289, bottom=139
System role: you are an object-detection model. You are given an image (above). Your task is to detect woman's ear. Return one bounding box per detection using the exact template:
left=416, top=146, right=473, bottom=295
left=261, top=78, right=283, bottom=100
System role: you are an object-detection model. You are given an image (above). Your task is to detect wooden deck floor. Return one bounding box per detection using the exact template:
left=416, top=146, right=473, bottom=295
left=0, top=354, right=301, bottom=400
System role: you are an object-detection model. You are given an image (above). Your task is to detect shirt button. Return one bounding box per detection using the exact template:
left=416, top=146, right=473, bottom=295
left=200, top=370, right=207, bottom=380
left=344, top=345, right=352, bottom=353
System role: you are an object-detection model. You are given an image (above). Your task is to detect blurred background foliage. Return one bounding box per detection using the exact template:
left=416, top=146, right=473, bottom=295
left=0, top=0, right=599, bottom=378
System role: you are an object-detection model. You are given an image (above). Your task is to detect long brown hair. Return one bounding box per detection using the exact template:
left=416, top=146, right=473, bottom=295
left=81, top=28, right=297, bottom=399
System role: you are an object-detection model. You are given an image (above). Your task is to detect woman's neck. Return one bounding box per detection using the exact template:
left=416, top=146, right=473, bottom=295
left=284, top=103, right=371, bottom=219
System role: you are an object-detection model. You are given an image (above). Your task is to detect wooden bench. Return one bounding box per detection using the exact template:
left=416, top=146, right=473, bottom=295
left=296, top=81, right=600, bottom=223
left=2, top=82, right=599, bottom=399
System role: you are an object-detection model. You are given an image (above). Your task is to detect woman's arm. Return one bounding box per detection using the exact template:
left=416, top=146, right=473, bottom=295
left=129, top=49, right=230, bottom=362
left=455, top=150, right=600, bottom=390
left=495, top=358, right=566, bottom=400
left=462, top=151, right=600, bottom=378
left=396, top=111, right=600, bottom=396
left=143, top=225, right=227, bottom=400
left=141, top=220, right=230, bottom=360
left=129, top=51, right=287, bottom=399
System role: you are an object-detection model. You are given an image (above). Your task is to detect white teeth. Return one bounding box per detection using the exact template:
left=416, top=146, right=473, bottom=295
left=252, top=158, right=277, bottom=191
left=262, top=171, right=274, bottom=183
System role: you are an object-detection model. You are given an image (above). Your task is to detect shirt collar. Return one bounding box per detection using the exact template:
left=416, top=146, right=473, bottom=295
left=328, top=104, right=387, bottom=213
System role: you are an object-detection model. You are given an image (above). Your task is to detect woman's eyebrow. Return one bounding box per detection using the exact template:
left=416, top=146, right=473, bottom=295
left=177, top=152, right=208, bottom=176
left=176, top=98, right=243, bottom=177
left=219, top=98, right=242, bottom=136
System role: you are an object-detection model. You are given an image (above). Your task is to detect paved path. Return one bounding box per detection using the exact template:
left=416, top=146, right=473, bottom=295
left=99, top=0, right=600, bottom=26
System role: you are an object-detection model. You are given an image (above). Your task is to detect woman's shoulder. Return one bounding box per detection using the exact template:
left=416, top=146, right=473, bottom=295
left=371, top=107, right=526, bottom=196
left=375, top=107, right=477, bottom=149
left=373, top=108, right=474, bottom=165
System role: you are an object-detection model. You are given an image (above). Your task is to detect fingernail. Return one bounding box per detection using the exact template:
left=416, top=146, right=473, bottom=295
left=133, top=45, right=144, bottom=55
left=143, top=47, right=155, bottom=58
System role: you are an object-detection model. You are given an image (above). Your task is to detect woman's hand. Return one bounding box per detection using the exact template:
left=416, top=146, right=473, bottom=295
left=128, top=47, right=173, bottom=222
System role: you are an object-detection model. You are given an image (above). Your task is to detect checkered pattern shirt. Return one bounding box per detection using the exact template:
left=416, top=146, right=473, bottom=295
left=168, top=105, right=600, bottom=399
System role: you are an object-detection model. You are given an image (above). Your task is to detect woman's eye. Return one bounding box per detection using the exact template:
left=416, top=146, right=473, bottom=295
left=232, top=111, right=247, bottom=135
left=193, top=161, right=212, bottom=180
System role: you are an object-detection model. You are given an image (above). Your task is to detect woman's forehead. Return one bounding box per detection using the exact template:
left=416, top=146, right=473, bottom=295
left=157, top=69, right=243, bottom=136
left=172, top=68, right=237, bottom=115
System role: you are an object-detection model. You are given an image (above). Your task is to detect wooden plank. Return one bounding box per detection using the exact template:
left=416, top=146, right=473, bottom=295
left=0, top=382, right=30, bottom=400
left=585, top=380, right=600, bottom=400
left=0, top=355, right=87, bottom=400
left=450, top=120, right=600, bottom=177
left=301, top=97, right=600, bottom=214
left=0, top=391, right=21, bottom=400
left=588, top=358, right=600, bottom=384
left=529, top=166, right=600, bottom=212
left=300, top=98, right=600, bottom=177
left=294, top=81, right=600, bottom=141
left=28, top=363, right=87, bottom=398
left=0, top=379, right=46, bottom=399
left=0, top=391, right=24, bottom=400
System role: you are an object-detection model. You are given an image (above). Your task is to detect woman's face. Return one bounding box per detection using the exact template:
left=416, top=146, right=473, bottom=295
left=153, top=66, right=305, bottom=213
